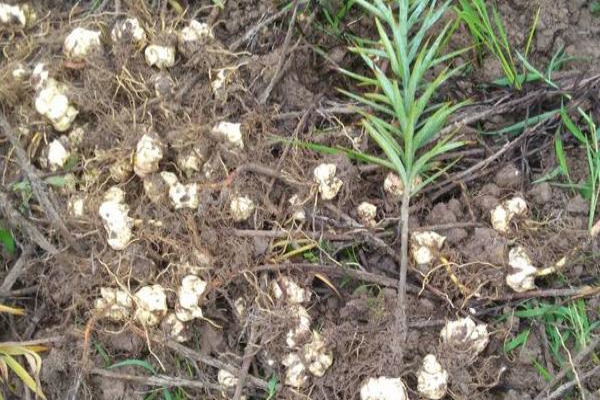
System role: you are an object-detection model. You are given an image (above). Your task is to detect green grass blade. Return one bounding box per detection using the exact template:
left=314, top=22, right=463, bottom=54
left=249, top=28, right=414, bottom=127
left=108, top=359, right=157, bottom=375
left=555, top=127, right=570, bottom=179
left=290, top=139, right=396, bottom=170
left=375, top=17, right=402, bottom=78
left=532, top=360, right=554, bottom=382
left=483, top=109, right=559, bottom=136
left=524, top=6, right=541, bottom=58
left=0, top=228, right=16, bottom=256
left=561, top=108, right=588, bottom=144
left=504, top=329, right=530, bottom=353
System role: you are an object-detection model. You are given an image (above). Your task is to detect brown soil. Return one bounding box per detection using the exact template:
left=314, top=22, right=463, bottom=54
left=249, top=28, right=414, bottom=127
left=0, top=1, right=599, bottom=400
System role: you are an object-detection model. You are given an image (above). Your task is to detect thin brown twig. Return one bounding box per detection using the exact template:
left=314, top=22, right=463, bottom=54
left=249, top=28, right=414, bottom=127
left=534, top=335, right=600, bottom=400
left=250, top=262, right=422, bottom=294
left=0, top=285, right=40, bottom=298
left=90, top=368, right=224, bottom=391
left=429, top=116, right=553, bottom=200
left=259, top=0, right=300, bottom=104
left=232, top=222, right=484, bottom=241
left=542, top=365, right=600, bottom=400
left=232, top=325, right=258, bottom=400
left=0, top=245, right=32, bottom=293
left=229, top=6, right=291, bottom=51
left=0, top=189, right=58, bottom=255
left=233, top=163, right=306, bottom=187
left=265, top=95, right=320, bottom=201
left=129, top=326, right=282, bottom=394
left=480, top=285, right=600, bottom=303
left=323, top=203, right=454, bottom=303
left=0, top=114, right=82, bottom=254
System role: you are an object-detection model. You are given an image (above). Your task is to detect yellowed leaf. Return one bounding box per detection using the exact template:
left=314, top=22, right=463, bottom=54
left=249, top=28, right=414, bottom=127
left=314, top=273, right=341, bottom=298
left=3, top=354, right=46, bottom=399
left=0, top=304, right=25, bottom=316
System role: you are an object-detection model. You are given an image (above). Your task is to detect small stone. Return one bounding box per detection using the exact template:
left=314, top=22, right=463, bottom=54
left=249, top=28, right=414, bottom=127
left=528, top=183, right=552, bottom=205
left=495, top=164, right=521, bottom=189
left=566, top=195, right=589, bottom=214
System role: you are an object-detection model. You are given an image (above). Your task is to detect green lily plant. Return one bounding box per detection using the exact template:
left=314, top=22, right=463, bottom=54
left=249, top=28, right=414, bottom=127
left=319, top=0, right=469, bottom=337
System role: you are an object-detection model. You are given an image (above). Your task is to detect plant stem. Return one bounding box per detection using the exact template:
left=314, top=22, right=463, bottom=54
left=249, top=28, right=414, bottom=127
left=397, top=188, right=411, bottom=343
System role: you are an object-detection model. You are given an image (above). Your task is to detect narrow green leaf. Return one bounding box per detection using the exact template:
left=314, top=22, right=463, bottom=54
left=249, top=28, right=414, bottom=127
left=524, top=6, right=541, bottom=58
left=561, top=108, right=587, bottom=144
left=0, top=228, right=16, bottom=256
left=108, top=359, right=157, bottom=375
left=483, top=109, right=559, bottom=136
left=288, top=139, right=395, bottom=170
left=555, top=128, right=570, bottom=179
left=162, top=388, right=174, bottom=400
left=364, top=120, right=407, bottom=182
left=504, top=329, right=530, bottom=353
left=266, top=375, right=278, bottom=400
left=337, top=89, right=396, bottom=118
left=532, top=360, right=554, bottom=382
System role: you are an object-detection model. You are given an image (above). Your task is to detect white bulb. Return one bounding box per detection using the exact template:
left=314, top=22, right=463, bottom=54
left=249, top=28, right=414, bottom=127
left=417, top=354, right=448, bottom=400
left=177, top=20, right=213, bottom=56
left=47, top=139, right=70, bottom=171
left=491, top=196, right=527, bottom=233
left=175, top=275, right=206, bottom=322
left=410, top=231, right=446, bottom=265
left=282, top=353, right=308, bottom=388
left=162, top=313, right=189, bottom=343
left=160, top=172, right=199, bottom=210
left=34, top=79, right=78, bottom=132
left=271, top=277, right=311, bottom=304
left=211, top=69, right=227, bottom=96
left=111, top=17, right=146, bottom=44
left=68, top=196, right=85, bottom=218
left=134, top=135, right=163, bottom=177
left=145, top=44, right=176, bottom=68
left=212, top=121, right=244, bottom=150
left=94, top=287, right=133, bottom=321
left=506, top=246, right=538, bottom=292
left=440, top=317, right=489, bottom=357
left=217, top=369, right=238, bottom=388
left=314, top=163, right=343, bottom=200
left=134, top=285, right=168, bottom=326
left=230, top=196, right=255, bottom=221
left=0, top=3, right=27, bottom=26
left=302, top=331, right=333, bottom=377
left=360, top=377, right=408, bottom=400
left=99, top=187, right=132, bottom=250
left=64, top=27, right=102, bottom=60
left=357, top=202, right=377, bottom=225
left=285, top=304, right=312, bottom=349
